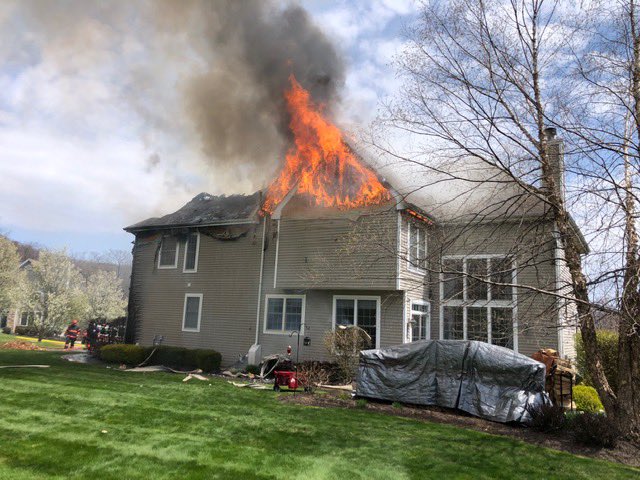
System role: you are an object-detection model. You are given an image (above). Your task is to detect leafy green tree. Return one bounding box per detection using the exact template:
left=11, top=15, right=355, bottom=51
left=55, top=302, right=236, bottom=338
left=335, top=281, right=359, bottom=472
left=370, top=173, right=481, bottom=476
left=85, top=270, right=127, bottom=320
left=0, top=235, right=22, bottom=316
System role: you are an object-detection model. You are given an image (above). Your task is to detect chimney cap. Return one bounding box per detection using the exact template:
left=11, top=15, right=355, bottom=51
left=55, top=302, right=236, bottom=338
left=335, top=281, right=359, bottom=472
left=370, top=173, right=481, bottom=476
left=544, top=127, right=557, bottom=139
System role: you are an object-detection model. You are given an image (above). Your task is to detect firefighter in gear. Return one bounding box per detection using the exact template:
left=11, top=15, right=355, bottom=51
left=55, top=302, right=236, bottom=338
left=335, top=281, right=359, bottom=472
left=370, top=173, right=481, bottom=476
left=64, top=319, right=80, bottom=349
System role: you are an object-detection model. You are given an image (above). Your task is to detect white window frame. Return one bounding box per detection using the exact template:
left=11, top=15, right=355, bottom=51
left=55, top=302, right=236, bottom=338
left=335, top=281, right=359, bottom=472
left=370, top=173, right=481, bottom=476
left=183, top=232, right=200, bottom=273
left=182, top=293, right=203, bottom=332
left=331, top=295, right=381, bottom=349
left=407, top=300, right=430, bottom=342
left=158, top=236, right=180, bottom=269
left=19, top=310, right=29, bottom=327
left=263, top=294, right=306, bottom=335
left=407, top=221, right=427, bottom=274
left=439, top=255, right=518, bottom=352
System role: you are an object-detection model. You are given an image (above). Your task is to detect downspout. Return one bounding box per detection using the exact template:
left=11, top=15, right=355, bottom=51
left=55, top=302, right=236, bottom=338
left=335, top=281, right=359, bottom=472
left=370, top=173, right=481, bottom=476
left=254, top=216, right=268, bottom=345
left=273, top=219, right=281, bottom=289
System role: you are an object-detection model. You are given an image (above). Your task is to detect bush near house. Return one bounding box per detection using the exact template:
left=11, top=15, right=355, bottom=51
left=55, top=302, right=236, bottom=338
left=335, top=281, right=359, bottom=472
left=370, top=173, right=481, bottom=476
left=99, top=344, right=148, bottom=365
left=576, top=330, right=618, bottom=392
left=568, top=412, right=619, bottom=449
left=527, top=403, right=566, bottom=433
left=573, top=385, right=604, bottom=413
left=99, top=344, right=221, bottom=372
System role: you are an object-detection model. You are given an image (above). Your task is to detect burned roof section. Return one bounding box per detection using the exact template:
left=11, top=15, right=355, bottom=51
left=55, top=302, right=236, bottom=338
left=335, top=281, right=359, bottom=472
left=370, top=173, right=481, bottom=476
left=125, top=192, right=262, bottom=232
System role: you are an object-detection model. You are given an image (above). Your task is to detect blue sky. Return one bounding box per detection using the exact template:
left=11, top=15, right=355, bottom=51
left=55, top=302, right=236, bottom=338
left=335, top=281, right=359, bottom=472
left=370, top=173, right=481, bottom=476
left=0, top=0, right=416, bottom=255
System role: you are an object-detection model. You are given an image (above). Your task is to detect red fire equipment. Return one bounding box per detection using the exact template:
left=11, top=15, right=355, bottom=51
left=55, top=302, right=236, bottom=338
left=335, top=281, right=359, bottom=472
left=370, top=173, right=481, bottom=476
left=273, top=370, right=305, bottom=391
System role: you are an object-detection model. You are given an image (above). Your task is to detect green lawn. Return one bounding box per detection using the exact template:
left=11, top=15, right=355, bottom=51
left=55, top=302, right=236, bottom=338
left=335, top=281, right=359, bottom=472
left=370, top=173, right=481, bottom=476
left=0, top=344, right=637, bottom=479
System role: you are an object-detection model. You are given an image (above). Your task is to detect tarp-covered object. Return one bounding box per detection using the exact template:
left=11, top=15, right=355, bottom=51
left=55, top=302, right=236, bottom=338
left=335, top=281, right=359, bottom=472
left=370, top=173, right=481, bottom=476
left=356, top=340, right=547, bottom=423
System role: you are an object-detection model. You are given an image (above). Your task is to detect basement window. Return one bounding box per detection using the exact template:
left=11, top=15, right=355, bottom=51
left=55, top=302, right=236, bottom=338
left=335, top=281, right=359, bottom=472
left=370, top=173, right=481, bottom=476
left=332, top=296, right=380, bottom=349
left=183, top=232, right=200, bottom=273
left=182, top=294, right=202, bottom=332
left=158, top=236, right=179, bottom=269
left=440, top=256, right=517, bottom=351
left=408, top=222, right=427, bottom=272
left=264, top=295, right=305, bottom=334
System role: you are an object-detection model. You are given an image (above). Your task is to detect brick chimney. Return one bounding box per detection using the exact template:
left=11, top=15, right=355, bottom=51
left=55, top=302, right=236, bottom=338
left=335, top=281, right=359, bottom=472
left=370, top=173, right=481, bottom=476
left=543, top=127, right=565, bottom=203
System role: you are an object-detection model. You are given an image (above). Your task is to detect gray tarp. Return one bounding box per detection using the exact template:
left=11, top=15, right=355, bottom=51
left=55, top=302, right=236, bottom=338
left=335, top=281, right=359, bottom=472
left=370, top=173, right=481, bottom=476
left=356, top=340, right=548, bottom=423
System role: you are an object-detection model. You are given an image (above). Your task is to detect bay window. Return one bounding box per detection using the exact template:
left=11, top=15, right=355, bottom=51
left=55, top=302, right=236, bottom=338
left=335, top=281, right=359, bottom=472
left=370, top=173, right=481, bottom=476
left=408, top=223, right=427, bottom=271
left=408, top=300, right=430, bottom=342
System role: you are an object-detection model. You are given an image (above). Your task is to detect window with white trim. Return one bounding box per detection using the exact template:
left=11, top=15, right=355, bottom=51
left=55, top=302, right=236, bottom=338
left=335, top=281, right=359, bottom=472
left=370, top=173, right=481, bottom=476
left=20, top=311, right=29, bottom=327
left=158, top=236, right=179, bottom=268
left=408, top=222, right=427, bottom=271
left=408, top=300, right=430, bottom=342
left=333, top=296, right=380, bottom=348
left=183, top=232, right=200, bottom=272
left=440, top=256, right=517, bottom=350
left=182, top=294, right=202, bottom=332
left=264, top=295, right=305, bottom=333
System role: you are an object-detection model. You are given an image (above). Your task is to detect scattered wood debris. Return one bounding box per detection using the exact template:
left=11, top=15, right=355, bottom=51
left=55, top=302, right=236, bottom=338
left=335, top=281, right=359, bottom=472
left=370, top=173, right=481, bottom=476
left=0, top=364, right=50, bottom=369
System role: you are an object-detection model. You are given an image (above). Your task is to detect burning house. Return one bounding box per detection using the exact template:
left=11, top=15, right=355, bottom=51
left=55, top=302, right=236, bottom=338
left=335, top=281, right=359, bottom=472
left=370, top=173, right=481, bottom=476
left=124, top=75, right=586, bottom=366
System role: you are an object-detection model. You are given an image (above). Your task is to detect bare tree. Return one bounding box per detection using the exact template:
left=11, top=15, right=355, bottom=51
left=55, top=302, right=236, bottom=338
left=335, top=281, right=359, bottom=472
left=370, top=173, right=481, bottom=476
left=372, top=0, right=640, bottom=438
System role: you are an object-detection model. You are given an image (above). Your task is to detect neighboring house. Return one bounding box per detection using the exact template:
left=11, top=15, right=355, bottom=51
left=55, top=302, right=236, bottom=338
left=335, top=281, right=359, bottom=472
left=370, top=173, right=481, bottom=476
left=125, top=131, right=586, bottom=365
left=3, top=259, right=36, bottom=332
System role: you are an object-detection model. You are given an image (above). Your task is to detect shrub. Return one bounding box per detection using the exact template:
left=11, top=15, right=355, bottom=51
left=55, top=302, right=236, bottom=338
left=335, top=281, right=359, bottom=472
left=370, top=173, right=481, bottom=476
left=1, top=327, right=11, bottom=335
left=100, top=344, right=148, bottom=365
left=527, top=403, right=566, bottom=433
left=246, top=364, right=261, bottom=375
left=152, top=346, right=187, bottom=367
left=298, top=361, right=330, bottom=393
left=392, top=402, right=403, bottom=409
left=576, top=330, right=618, bottom=392
left=569, top=412, right=618, bottom=448
left=573, top=385, right=604, bottom=413
left=324, top=327, right=372, bottom=383
left=355, top=398, right=368, bottom=409
left=184, top=349, right=222, bottom=373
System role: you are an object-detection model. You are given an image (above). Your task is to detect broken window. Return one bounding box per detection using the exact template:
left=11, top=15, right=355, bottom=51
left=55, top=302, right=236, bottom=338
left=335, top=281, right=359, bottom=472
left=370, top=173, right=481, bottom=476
left=408, top=223, right=427, bottom=271
left=264, top=296, right=305, bottom=333
left=333, top=296, right=380, bottom=348
left=182, top=294, right=202, bottom=332
left=440, top=256, right=517, bottom=350
left=158, top=236, right=179, bottom=268
left=183, top=232, right=199, bottom=272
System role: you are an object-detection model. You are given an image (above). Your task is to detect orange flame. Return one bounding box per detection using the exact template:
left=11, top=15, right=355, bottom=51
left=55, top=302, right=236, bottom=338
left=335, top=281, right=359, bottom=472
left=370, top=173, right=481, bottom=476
left=263, top=75, right=391, bottom=213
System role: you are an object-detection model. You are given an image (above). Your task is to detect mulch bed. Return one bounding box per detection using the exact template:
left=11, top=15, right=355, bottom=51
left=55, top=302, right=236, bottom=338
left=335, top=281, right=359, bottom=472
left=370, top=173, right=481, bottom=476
left=0, top=341, right=46, bottom=351
left=279, top=389, right=640, bottom=468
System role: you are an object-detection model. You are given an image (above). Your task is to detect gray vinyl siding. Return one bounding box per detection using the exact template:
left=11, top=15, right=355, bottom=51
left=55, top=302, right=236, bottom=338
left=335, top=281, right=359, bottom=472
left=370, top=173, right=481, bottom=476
left=556, top=233, right=579, bottom=360
left=130, top=226, right=263, bottom=364
left=275, top=207, right=398, bottom=290
left=431, top=220, right=560, bottom=357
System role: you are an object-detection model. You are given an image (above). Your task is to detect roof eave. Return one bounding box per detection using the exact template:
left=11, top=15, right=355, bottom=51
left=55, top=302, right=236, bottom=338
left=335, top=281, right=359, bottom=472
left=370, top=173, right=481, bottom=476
left=124, top=218, right=260, bottom=234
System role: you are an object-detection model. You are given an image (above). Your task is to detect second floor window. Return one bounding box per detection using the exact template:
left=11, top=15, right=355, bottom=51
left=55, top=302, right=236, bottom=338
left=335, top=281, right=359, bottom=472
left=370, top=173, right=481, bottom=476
left=158, top=236, right=179, bottom=268
left=183, top=232, right=200, bottom=272
left=408, top=223, right=427, bottom=271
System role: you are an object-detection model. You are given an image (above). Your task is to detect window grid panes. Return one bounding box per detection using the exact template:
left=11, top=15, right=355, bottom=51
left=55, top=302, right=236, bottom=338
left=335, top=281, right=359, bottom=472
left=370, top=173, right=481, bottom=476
left=441, top=256, right=516, bottom=350
left=265, top=296, right=305, bottom=333
left=183, top=296, right=201, bottom=330
left=408, top=223, right=427, bottom=270
left=184, top=233, right=198, bottom=271
left=334, top=297, right=379, bottom=347
left=159, top=237, right=178, bottom=267
left=409, top=302, right=429, bottom=341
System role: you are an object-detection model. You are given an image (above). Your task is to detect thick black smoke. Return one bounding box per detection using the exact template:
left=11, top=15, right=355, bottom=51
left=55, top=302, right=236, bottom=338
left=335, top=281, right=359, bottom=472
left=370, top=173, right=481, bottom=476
left=157, top=0, right=346, bottom=186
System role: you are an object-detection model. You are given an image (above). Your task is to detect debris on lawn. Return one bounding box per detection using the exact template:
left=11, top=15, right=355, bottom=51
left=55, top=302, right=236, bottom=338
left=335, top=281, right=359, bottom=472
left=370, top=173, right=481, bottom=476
left=318, top=384, right=353, bottom=392
left=228, top=381, right=269, bottom=390
left=0, top=341, right=46, bottom=351
left=100, top=430, right=108, bottom=434
left=0, top=364, right=50, bottom=369
left=183, top=373, right=208, bottom=382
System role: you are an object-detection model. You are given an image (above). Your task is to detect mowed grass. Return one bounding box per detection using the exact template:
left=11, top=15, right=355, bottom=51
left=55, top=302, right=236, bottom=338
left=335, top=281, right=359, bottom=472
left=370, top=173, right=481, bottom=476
left=0, top=346, right=637, bottom=480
